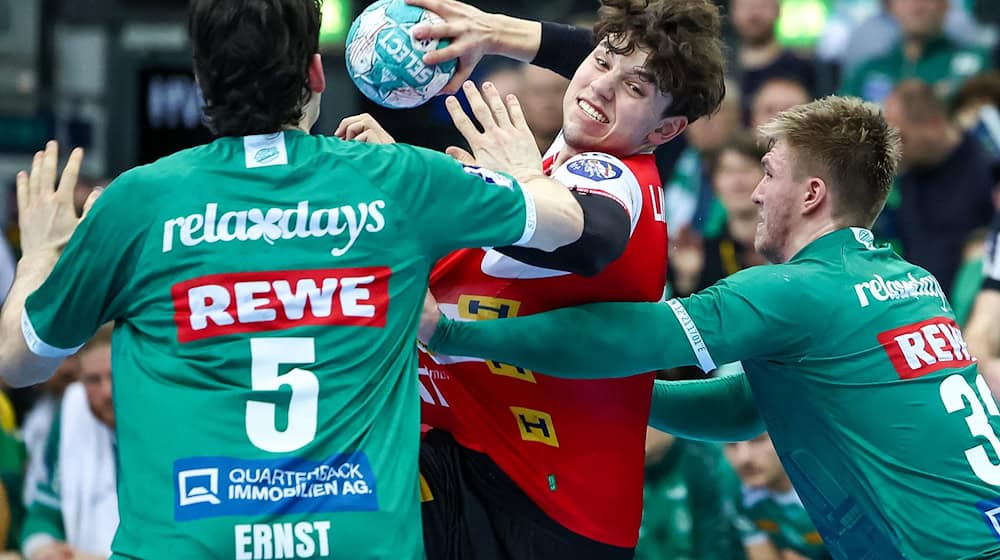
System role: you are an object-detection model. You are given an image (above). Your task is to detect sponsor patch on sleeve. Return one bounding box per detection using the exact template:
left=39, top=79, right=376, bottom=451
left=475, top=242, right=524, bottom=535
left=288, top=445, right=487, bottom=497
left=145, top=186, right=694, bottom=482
left=566, top=157, right=623, bottom=181
left=173, top=453, right=378, bottom=521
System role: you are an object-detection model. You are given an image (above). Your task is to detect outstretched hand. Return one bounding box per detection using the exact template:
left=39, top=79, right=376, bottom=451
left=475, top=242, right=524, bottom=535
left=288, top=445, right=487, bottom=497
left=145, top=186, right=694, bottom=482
left=15, top=141, right=93, bottom=258
left=445, top=81, right=542, bottom=178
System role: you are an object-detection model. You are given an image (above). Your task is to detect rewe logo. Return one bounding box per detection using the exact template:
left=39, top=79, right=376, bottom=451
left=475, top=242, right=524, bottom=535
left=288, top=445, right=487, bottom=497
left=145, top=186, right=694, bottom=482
left=878, top=317, right=973, bottom=379
left=162, top=200, right=387, bottom=256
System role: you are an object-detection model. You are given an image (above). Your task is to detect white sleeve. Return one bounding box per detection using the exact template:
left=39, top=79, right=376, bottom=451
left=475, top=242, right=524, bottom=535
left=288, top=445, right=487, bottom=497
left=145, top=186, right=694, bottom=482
left=550, top=152, right=643, bottom=235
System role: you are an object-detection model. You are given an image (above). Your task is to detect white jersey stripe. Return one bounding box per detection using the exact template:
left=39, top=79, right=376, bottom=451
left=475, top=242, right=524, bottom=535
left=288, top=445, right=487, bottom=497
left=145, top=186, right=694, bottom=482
left=666, top=298, right=717, bottom=372
left=21, top=310, right=82, bottom=358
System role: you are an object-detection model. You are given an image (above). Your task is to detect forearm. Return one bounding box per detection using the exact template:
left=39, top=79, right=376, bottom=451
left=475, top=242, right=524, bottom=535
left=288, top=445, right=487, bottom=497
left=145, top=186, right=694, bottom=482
left=486, top=14, right=542, bottom=63
left=531, top=21, right=594, bottom=79
left=0, top=253, right=63, bottom=388
left=649, top=374, right=765, bottom=442
left=516, top=175, right=584, bottom=251
left=428, top=301, right=694, bottom=377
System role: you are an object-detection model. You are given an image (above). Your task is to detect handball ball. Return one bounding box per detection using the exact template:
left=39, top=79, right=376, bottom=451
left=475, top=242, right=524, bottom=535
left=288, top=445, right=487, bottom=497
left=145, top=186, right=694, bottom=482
left=345, top=0, right=457, bottom=109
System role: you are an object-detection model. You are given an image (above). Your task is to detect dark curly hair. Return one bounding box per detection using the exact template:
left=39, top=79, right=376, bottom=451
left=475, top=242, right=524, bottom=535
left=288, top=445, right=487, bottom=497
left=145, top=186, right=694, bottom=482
left=189, top=0, right=322, bottom=137
left=593, top=0, right=727, bottom=122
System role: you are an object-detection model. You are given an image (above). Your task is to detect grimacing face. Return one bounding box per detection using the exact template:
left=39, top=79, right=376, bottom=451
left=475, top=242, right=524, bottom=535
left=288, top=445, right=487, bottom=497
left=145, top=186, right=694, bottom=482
left=561, top=38, right=676, bottom=158
left=751, top=140, right=802, bottom=264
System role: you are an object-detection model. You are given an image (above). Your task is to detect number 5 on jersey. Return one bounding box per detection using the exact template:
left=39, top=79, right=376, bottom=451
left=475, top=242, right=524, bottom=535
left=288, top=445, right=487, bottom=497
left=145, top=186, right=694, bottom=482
left=246, top=338, right=319, bottom=453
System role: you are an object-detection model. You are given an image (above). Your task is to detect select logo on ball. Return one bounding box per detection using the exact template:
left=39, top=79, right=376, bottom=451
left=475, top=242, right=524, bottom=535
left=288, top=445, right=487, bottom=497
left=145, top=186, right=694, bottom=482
left=345, top=0, right=457, bottom=109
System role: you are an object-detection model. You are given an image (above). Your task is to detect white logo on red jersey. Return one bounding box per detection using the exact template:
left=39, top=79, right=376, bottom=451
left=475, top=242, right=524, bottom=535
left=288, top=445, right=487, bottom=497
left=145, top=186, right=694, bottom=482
left=172, top=268, right=390, bottom=342
left=162, top=201, right=387, bottom=257
left=878, top=317, right=973, bottom=379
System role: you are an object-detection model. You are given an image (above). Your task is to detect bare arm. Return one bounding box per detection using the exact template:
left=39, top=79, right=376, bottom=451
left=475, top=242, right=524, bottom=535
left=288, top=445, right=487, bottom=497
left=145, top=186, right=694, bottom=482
left=966, top=289, right=1000, bottom=396
left=445, top=81, right=582, bottom=251
left=0, top=143, right=90, bottom=388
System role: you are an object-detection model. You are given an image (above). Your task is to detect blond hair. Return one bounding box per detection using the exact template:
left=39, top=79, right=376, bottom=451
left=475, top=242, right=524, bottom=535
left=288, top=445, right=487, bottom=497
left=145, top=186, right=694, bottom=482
left=758, top=96, right=901, bottom=228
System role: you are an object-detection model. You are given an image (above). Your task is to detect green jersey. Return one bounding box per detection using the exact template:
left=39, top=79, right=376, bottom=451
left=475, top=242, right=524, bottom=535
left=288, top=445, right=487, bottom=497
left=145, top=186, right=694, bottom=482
left=729, top=485, right=827, bottom=559
left=636, top=440, right=745, bottom=560
left=21, top=130, right=535, bottom=559
left=839, top=35, right=991, bottom=103
left=429, top=228, right=1000, bottom=559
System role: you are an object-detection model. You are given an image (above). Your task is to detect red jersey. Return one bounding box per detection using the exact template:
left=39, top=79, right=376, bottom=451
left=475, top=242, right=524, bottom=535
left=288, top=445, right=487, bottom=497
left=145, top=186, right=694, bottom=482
left=418, top=138, right=668, bottom=548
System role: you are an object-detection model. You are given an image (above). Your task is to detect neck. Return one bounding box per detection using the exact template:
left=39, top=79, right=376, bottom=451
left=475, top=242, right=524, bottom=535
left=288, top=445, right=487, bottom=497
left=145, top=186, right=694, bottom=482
left=778, top=218, right=840, bottom=263
left=740, top=40, right=782, bottom=69
left=553, top=146, right=581, bottom=169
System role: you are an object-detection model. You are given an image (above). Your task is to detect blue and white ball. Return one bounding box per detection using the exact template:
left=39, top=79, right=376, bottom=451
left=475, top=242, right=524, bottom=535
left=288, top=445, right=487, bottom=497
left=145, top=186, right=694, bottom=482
left=345, top=0, right=457, bottom=109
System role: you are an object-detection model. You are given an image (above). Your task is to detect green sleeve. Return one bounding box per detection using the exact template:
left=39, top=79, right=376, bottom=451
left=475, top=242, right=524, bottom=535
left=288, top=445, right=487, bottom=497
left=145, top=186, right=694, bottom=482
left=650, top=375, right=765, bottom=442
left=23, top=170, right=153, bottom=354
left=21, top=415, right=65, bottom=546
left=428, top=266, right=808, bottom=378
left=380, top=144, right=533, bottom=259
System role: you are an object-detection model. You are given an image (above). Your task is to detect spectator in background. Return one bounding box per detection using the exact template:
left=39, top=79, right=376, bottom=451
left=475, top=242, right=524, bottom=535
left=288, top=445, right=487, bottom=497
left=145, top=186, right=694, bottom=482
left=519, top=64, right=570, bottom=152
left=883, top=79, right=996, bottom=296
left=829, top=0, right=991, bottom=76
left=636, top=368, right=747, bottom=560
left=0, top=425, right=25, bottom=556
left=666, top=80, right=743, bottom=239
left=18, top=357, right=78, bottom=511
left=724, top=434, right=830, bottom=560
left=840, top=0, right=992, bottom=103
left=951, top=71, right=1000, bottom=155
left=480, top=62, right=523, bottom=98
left=21, top=328, right=116, bottom=560
left=0, top=235, right=12, bottom=304
left=671, top=133, right=769, bottom=297
left=728, top=0, right=816, bottom=121
left=750, top=78, right=812, bottom=130
left=966, top=207, right=1000, bottom=393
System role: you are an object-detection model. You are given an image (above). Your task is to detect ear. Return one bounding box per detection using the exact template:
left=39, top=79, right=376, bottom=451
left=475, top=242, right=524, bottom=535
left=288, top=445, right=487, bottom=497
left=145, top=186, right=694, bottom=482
left=308, top=53, right=326, bottom=94
left=802, top=176, right=829, bottom=216
left=647, top=116, right=688, bottom=147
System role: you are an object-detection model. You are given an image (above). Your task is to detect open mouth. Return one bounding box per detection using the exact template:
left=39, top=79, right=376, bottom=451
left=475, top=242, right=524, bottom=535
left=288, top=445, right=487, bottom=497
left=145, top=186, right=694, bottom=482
left=577, top=99, right=609, bottom=124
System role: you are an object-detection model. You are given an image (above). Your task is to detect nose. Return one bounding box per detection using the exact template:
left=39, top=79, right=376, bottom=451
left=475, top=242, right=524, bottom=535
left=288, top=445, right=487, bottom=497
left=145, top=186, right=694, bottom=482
left=590, top=72, right=615, bottom=101
left=751, top=181, right=764, bottom=205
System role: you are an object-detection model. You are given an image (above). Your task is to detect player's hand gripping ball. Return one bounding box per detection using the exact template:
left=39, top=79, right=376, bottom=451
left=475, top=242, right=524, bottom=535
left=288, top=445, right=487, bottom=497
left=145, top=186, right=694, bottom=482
left=345, top=0, right=457, bottom=109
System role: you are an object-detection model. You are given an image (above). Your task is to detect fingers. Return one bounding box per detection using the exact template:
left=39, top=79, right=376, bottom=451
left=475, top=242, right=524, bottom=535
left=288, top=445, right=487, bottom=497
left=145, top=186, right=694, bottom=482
left=445, top=95, right=480, bottom=143
left=412, top=21, right=462, bottom=43
left=438, top=61, right=476, bottom=95
left=445, top=146, right=476, bottom=164
left=57, top=147, right=84, bottom=203
left=28, top=149, right=43, bottom=199
left=462, top=81, right=496, bottom=130
left=505, top=93, right=529, bottom=131
left=81, top=187, right=104, bottom=218
left=15, top=170, right=28, bottom=216
left=39, top=141, right=59, bottom=197
left=481, top=82, right=512, bottom=128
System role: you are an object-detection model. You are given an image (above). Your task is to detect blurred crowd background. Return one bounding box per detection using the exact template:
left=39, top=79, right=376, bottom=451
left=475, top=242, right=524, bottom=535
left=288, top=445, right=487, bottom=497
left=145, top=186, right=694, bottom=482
left=0, top=0, right=998, bottom=558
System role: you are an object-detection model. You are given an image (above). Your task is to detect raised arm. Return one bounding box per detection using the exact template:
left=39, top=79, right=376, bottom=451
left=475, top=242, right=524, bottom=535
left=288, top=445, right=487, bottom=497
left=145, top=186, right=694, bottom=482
left=0, top=143, right=90, bottom=387
left=406, top=0, right=593, bottom=93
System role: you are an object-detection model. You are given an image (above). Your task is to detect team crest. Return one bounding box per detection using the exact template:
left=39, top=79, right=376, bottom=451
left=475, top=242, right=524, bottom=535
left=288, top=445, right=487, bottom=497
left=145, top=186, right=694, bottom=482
left=567, top=158, right=623, bottom=181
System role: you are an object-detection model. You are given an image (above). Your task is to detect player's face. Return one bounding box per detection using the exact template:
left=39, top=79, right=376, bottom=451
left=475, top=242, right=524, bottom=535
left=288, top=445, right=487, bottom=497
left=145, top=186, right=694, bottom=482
left=561, top=38, right=680, bottom=158
left=80, top=345, right=115, bottom=429
left=724, top=433, right=786, bottom=489
left=751, top=140, right=801, bottom=263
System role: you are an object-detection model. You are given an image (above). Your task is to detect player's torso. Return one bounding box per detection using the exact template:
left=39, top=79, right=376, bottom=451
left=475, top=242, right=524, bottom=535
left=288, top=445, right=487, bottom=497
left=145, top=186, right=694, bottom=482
left=111, top=133, right=427, bottom=560
left=420, top=148, right=666, bottom=547
left=741, top=229, right=1000, bottom=560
